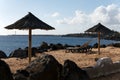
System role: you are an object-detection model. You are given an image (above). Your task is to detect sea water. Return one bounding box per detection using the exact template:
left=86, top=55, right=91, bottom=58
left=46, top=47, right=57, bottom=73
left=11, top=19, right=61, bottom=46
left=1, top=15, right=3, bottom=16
left=0, top=35, right=119, bottom=56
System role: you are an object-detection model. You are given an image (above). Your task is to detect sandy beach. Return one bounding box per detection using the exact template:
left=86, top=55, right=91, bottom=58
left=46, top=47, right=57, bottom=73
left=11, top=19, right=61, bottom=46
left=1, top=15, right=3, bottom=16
left=1, top=46, right=120, bottom=74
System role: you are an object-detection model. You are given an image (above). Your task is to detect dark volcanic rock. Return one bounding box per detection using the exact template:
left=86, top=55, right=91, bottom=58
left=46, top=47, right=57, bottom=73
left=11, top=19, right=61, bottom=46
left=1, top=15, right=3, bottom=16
left=9, top=47, right=37, bottom=58
left=93, top=43, right=106, bottom=48
left=108, top=43, right=120, bottom=48
left=14, top=54, right=91, bottom=80
left=93, top=43, right=98, bottom=48
left=40, top=41, right=49, bottom=50
left=0, top=50, right=7, bottom=58
left=63, top=60, right=90, bottom=80
left=50, top=43, right=64, bottom=50
left=0, top=60, right=13, bottom=80
left=38, top=41, right=50, bottom=52
left=14, top=54, right=62, bottom=80
left=14, top=70, right=29, bottom=80
left=9, top=48, right=28, bottom=58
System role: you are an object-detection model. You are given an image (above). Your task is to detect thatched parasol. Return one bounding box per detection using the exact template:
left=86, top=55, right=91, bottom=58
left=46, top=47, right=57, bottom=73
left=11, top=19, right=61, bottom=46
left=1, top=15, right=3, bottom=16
left=5, top=12, right=55, bottom=63
left=85, top=23, right=112, bottom=54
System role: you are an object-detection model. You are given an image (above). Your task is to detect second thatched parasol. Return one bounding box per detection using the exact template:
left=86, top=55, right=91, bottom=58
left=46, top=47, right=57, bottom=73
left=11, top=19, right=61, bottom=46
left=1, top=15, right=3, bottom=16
left=85, top=23, right=112, bottom=54
left=5, top=12, right=55, bottom=63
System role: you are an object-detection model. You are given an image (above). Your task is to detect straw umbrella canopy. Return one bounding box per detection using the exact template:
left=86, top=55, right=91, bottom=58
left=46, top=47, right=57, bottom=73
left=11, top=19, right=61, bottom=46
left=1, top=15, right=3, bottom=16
left=85, top=23, right=112, bottom=54
left=5, top=12, right=55, bottom=63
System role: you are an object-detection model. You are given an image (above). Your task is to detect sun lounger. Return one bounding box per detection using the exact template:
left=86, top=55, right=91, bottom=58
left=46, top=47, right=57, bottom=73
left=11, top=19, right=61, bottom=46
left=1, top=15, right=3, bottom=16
left=65, top=40, right=92, bottom=53
left=65, top=47, right=80, bottom=53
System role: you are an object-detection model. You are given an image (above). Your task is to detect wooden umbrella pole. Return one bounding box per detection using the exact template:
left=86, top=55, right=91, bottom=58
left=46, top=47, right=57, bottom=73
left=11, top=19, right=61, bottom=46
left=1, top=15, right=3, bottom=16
left=98, top=32, right=100, bottom=55
left=28, top=28, right=32, bottom=63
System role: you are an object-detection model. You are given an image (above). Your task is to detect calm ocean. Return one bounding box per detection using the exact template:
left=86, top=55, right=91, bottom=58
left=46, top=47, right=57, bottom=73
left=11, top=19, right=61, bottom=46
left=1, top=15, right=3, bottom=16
left=0, top=35, right=119, bottom=56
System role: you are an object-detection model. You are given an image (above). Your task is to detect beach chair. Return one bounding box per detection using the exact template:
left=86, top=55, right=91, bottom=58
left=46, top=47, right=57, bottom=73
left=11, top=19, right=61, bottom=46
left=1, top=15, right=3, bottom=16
left=65, top=40, right=92, bottom=53
left=65, top=47, right=80, bottom=53
left=78, top=40, right=92, bottom=53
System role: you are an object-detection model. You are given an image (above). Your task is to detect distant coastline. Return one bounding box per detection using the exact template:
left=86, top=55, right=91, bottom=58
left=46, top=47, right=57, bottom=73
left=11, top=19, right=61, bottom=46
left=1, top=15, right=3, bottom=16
left=62, top=31, right=120, bottom=41
left=3, top=30, right=120, bottom=41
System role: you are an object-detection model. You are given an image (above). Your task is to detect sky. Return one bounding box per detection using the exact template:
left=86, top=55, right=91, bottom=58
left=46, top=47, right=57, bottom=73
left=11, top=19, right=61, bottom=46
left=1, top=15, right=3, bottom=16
left=0, top=0, right=120, bottom=35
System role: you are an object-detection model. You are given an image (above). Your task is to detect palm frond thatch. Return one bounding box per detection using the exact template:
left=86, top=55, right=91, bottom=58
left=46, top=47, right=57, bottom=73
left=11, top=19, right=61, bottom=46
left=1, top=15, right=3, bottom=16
left=5, top=12, right=55, bottom=30
left=85, top=23, right=112, bottom=34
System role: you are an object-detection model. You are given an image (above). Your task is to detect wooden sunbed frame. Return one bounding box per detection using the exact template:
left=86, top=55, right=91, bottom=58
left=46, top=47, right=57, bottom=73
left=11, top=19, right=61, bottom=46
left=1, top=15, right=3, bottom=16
left=65, top=40, right=92, bottom=53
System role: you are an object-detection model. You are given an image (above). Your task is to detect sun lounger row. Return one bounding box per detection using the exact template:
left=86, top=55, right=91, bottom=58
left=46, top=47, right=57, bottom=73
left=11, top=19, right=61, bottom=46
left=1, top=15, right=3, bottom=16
left=65, top=45, right=92, bottom=53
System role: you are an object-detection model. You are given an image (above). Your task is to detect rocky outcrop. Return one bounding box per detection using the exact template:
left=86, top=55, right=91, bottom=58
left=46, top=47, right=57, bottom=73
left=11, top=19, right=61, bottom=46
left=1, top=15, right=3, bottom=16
left=85, top=57, right=120, bottom=79
left=14, top=55, right=91, bottom=80
left=14, top=54, right=62, bottom=80
left=39, top=42, right=49, bottom=51
left=63, top=60, right=90, bottom=80
left=1, top=55, right=120, bottom=80
left=94, top=57, right=113, bottom=67
left=9, top=47, right=38, bottom=58
left=0, top=50, right=7, bottom=58
left=49, top=43, right=64, bottom=50
left=0, top=60, right=13, bottom=80
left=9, top=48, right=28, bottom=58
left=108, top=43, right=120, bottom=48
left=93, top=43, right=107, bottom=48
left=16, top=55, right=120, bottom=80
